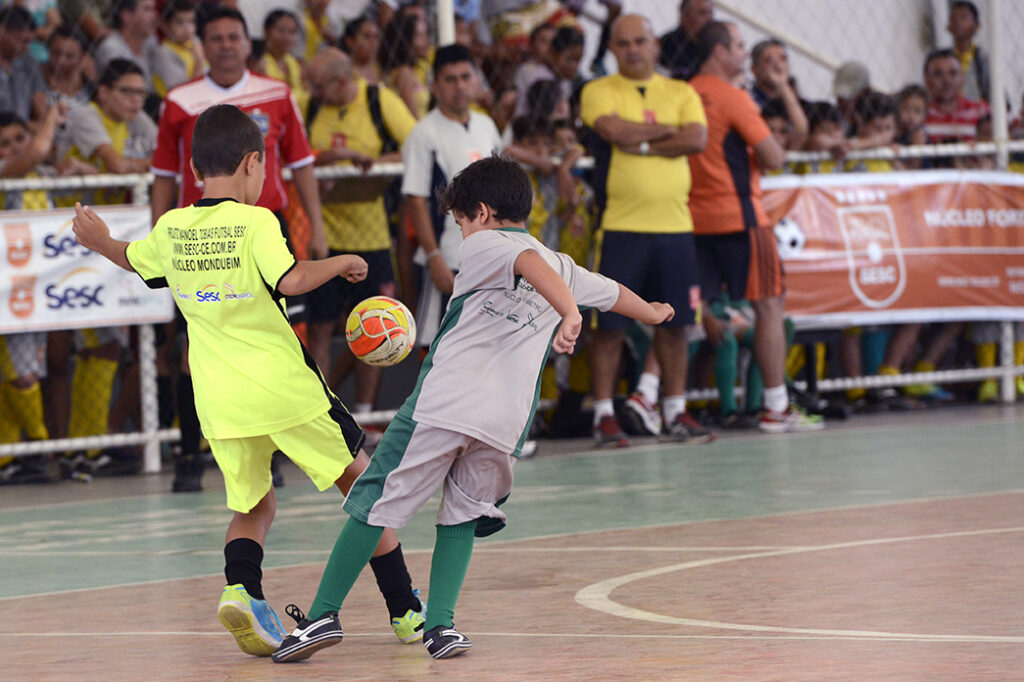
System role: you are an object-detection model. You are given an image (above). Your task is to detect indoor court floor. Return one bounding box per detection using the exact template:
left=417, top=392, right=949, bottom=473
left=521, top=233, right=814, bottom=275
left=2, top=404, right=1023, bottom=680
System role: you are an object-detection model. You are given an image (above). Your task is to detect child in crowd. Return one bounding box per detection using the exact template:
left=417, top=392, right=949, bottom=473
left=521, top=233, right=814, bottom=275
left=152, top=0, right=205, bottom=98
left=796, top=101, right=845, bottom=173
left=0, top=108, right=66, bottom=484
left=846, top=91, right=901, bottom=172
left=70, top=104, right=424, bottom=657
left=270, top=154, right=674, bottom=663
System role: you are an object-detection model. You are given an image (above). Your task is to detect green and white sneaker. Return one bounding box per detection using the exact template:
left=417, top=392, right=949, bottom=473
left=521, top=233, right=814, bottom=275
left=217, top=584, right=286, bottom=656
left=758, top=405, right=825, bottom=434
left=391, top=590, right=426, bottom=643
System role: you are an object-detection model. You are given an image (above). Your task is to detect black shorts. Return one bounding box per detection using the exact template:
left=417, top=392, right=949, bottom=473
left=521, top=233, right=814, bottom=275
left=595, top=231, right=698, bottom=330
left=695, top=228, right=783, bottom=303
left=307, top=249, right=397, bottom=324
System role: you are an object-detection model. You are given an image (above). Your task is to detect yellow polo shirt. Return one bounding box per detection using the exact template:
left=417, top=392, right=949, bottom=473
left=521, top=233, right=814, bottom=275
left=308, top=80, right=416, bottom=252
left=580, top=72, right=706, bottom=233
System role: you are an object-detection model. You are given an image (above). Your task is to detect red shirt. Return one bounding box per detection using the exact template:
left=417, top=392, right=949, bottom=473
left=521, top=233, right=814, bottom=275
left=924, top=95, right=990, bottom=143
left=152, top=71, right=314, bottom=211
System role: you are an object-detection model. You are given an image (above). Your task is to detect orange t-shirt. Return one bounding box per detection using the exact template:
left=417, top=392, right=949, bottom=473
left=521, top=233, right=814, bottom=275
left=688, top=74, right=772, bottom=234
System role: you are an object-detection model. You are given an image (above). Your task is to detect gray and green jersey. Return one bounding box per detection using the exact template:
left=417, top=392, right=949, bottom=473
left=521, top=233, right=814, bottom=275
left=404, top=227, right=619, bottom=455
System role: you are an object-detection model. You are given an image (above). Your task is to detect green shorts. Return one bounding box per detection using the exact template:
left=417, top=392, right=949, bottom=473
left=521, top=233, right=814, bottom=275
left=210, top=400, right=365, bottom=512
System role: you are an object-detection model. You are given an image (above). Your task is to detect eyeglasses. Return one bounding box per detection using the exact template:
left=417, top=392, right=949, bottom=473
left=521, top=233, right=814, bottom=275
left=114, top=86, right=148, bottom=98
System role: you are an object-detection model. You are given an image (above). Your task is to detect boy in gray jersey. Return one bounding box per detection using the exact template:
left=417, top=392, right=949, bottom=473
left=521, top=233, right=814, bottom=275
left=272, top=155, right=675, bottom=663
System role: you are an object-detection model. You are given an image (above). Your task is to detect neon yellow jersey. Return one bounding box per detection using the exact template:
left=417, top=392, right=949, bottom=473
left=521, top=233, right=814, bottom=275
left=126, top=198, right=331, bottom=439
left=261, top=53, right=311, bottom=119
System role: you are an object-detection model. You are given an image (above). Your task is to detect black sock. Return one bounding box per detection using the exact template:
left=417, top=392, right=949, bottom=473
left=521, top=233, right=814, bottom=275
left=369, top=544, right=418, bottom=618
left=156, top=375, right=174, bottom=428
left=176, top=373, right=201, bottom=456
left=224, top=538, right=264, bottom=600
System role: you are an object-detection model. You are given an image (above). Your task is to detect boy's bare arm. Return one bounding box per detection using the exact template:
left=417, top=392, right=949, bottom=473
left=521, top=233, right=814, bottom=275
left=514, top=249, right=582, bottom=353
left=609, top=283, right=675, bottom=325
left=277, top=255, right=368, bottom=296
left=72, top=202, right=133, bottom=271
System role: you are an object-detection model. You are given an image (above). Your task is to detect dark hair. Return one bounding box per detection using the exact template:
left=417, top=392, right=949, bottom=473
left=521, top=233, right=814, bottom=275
left=191, top=104, right=265, bottom=178
left=198, top=7, right=248, bottom=41
left=111, top=0, right=141, bottom=30
left=48, top=23, right=88, bottom=51
left=432, top=43, right=474, bottom=78
left=694, top=20, right=733, bottom=66
left=528, top=22, right=555, bottom=47
left=511, top=115, right=552, bottom=143
left=924, top=47, right=958, bottom=74
left=761, top=97, right=789, bottom=122
left=550, top=26, right=584, bottom=55
left=951, top=1, right=980, bottom=24
left=340, top=16, right=374, bottom=52
left=379, top=14, right=420, bottom=71
left=896, top=83, right=929, bottom=106
left=0, top=5, right=35, bottom=32
left=525, top=79, right=562, bottom=121
left=751, top=38, right=785, bottom=68
left=263, top=8, right=299, bottom=36
left=161, top=0, right=196, bottom=23
left=854, top=91, right=897, bottom=125
left=439, top=154, right=532, bottom=224
left=97, top=58, right=145, bottom=90
left=0, top=111, right=28, bottom=130
left=804, top=100, right=843, bottom=131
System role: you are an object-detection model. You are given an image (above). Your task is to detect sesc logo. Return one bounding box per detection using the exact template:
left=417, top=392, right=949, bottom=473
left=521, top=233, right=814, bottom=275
left=9, top=275, right=36, bottom=318
left=45, top=267, right=104, bottom=310
left=43, top=232, right=91, bottom=258
left=196, top=284, right=221, bottom=302
left=4, top=223, right=32, bottom=267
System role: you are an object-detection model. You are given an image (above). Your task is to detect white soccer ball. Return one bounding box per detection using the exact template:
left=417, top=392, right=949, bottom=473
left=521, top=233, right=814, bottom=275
left=774, top=217, right=807, bottom=259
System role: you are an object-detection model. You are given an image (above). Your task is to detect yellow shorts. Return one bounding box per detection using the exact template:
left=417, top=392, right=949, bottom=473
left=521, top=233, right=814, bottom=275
left=210, top=406, right=362, bottom=513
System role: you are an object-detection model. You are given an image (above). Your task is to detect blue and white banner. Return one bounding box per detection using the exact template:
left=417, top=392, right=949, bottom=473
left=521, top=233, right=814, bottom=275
left=1, top=205, right=173, bottom=333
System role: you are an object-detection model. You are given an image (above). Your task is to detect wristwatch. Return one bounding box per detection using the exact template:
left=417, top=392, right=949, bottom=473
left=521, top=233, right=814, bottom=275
left=638, top=141, right=650, bottom=156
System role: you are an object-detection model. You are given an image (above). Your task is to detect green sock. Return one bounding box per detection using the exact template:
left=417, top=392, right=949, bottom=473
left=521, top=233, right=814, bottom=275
left=424, top=521, right=476, bottom=631
left=713, top=333, right=738, bottom=414
left=308, top=518, right=383, bottom=619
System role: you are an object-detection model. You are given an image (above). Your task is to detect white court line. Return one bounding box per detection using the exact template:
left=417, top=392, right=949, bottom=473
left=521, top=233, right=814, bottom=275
left=0, top=545, right=798, bottom=557
left=575, top=526, right=1024, bottom=643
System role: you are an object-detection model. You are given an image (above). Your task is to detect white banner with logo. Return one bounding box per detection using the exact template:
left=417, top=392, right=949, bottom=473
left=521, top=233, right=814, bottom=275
left=2, top=205, right=174, bottom=333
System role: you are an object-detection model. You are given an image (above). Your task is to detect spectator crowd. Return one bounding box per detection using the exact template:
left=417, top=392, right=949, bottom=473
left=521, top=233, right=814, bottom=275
left=2, top=0, right=1023, bottom=486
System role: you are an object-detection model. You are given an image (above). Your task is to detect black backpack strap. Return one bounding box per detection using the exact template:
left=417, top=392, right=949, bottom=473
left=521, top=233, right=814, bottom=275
left=366, top=84, right=399, bottom=153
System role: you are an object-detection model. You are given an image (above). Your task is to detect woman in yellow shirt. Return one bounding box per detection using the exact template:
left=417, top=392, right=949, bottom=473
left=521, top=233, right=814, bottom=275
left=257, top=10, right=311, bottom=118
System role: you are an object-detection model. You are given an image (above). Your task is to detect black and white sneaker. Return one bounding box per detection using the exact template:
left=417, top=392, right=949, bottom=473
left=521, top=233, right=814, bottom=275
left=271, top=604, right=343, bottom=663
left=423, top=625, right=472, bottom=659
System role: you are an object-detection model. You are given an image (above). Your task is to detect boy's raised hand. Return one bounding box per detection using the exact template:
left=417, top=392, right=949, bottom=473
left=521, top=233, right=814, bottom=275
left=552, top=310, right=583, bottom=354
left=72, top=202, right=109, bottom=252
left=338, top=254, right=368, bottom=283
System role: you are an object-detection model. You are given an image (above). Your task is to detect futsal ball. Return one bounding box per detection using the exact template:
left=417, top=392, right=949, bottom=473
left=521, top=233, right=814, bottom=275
left=345, top=296, right=416, bottom=367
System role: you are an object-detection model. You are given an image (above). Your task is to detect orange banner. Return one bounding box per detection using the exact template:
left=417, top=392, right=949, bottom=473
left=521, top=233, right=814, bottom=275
left=762, top=170, right=1024, bottom=327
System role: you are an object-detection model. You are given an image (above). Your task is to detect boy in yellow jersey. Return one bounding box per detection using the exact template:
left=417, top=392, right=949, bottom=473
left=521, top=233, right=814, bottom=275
left=152, top=0, right=205, bottom=98
left=72, top=104, right=424, bottom=657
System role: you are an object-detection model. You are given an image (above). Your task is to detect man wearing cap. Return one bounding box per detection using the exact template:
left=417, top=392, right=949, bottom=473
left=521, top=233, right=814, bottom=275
left=833, top=60, right=870, bottom=134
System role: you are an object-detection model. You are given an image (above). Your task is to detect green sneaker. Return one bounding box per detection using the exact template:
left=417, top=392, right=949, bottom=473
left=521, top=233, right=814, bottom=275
left=217, top=584, right=286, bottom=657
left=391, top=590, right=426, bottom=643
left=978, top=379, right=998, bottom=403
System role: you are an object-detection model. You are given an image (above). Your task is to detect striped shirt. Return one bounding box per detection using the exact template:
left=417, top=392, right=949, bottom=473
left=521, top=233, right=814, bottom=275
left=152, top=71, right=314, bottom=211
left=924, top=95, right=990, bottom=143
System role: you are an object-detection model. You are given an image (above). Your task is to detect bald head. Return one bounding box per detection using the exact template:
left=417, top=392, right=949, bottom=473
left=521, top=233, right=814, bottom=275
left=307, top=47, right=357, bottom=106
left=610, top=14, right=659, bottom=80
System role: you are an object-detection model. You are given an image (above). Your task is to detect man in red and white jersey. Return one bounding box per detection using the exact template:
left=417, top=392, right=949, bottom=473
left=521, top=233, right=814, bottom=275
left=923, top=47, right=990, bottom=143
left=150, top=6, right=327, bottom=257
